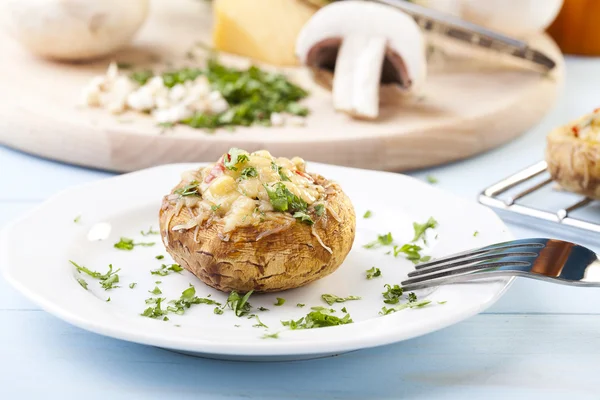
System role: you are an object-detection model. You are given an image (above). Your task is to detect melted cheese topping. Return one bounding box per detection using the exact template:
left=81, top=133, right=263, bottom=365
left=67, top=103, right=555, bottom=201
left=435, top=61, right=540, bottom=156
left=572, top=110, right=600, bottom=141
left=169, top=149, right=327, bottom=234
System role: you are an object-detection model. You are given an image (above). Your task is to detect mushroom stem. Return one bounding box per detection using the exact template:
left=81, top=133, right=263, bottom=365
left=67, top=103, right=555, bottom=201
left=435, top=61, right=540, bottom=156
left=332, top=34, right=387, bottom=119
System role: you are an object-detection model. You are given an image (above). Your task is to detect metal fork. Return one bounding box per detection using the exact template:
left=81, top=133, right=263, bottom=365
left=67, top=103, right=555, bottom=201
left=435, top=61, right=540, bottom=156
left=400, top=238, right=600, bottom=291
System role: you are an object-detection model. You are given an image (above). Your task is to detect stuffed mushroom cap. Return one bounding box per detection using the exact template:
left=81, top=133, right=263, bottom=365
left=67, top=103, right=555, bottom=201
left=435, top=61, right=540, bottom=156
left=546, top=109, right=600, bottom=200
left=159, top=149, right=356, bottom=293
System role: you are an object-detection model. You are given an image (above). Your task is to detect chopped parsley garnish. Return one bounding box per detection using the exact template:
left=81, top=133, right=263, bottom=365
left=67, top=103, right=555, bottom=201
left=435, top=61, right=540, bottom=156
left=281, top=309, right=353, bottom=330
left=76, top=277, right=88, bottom=290
left=426, top=175, right=438, bottom=184
left=214, top=307, right=224, bottom=315
left=74, top=215, right=81, bottom=223
left=382, top=284, right=404, bottom=304
left=437, top=301, right=447, bottom=305
left=408, top=292, right=417, bottom=302
left=263, top=182, right=308, bottom=215
left=71, top=261, right=120, bottom=290
left=363, top=232, right=394, bottom=249
left=141, top=297, right=167, bottom=319
left=296, top=303, right=305, bottom=308
left=223, top=148, right=250, bottom=171
left=106, top=297, right=111, bottom=302
left=292, top=211, right=314, bottom=225
left=363, top=210, right=372, bottom=219
left=274, top=298, right=286, bottom=306
left=239, top=167, right=258, bottom=180
left=379, top=300, right=432, bottom=315
left=224, top=290, right=253, bottom=317
left=114, top=237, right=155, bottom=251
left=149, top=286, right=162, bottom=295
left=141, top=226, right=159, bottom=236
left=366, top=267, right=381, bottom=280
left=314, top=204, right=325, bottom=217
left=250, top=314, right=268, bottom=328
left=258, top=306, right=270, bottom=311
left=394, top=244, right=421, bottom=261
left=261, top=332, right=280, bottom=339
left=412, top=217, right=438, bottom=244
left=174, top=180, right=200, bottom=197
left=473, top=231, right=479, bottom=237
left=130, top=70, right=153, bottom=85
left=321, top=294, right=361, bottom=306
left=167, top=285, right=220, bottom=315
left=155, top=255, right=164, bottom=260
left=129, top=283, right=137, bottom=289
left=211, top=204, right=221, bottom=212
left=151, top=263, right=183, bottom=276
left=271, top=162, right=291, bottom=181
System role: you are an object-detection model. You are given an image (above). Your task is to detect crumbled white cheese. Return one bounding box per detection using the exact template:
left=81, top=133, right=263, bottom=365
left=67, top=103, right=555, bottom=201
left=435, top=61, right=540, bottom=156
left=289, top=116, right=306, bottom=126
left=270, top=112, right=284, bottom=126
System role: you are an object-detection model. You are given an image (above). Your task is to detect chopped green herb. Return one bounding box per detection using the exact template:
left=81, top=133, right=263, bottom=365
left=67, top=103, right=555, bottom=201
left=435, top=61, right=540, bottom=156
left=271, top=162, right=291, bottom=181
left=239, top=166, right=258, bottom=180
left=281, top=309, right=353, bottom=330
left=341, top=307, right=348, bottom=313
left=250, top=314, right=269, bottom=328
left=155, top=281, right=162, bottom=284
left=74, top=215, right=81, bottom=223
left=473, top=231, right=479, bottom=237
left=412, top=217, right=438, bottom=244
left=296, top=303, right=305, bottom=308
left=214, top=307, right=224, bottom=315
left=114, top=237, right=155, bottom=251
left=382, top=284, right=404, bottom=304
left=379, top=300, right=432, bottom=315
left=292, top=211, right=314, bottom=225
left=223, top=148, right=250, bottom=171
left=426, top=175, right=438, bottom=184
left=167, top=285, right=220, bottom=315
left=321, top=294, right=361, bottom=306
left=71, top=261, right=120, bottom=290
left=76, top=277, right=88, bottom=290
left=224, top=290, right=253, bottom=317
left=363, top=210, right=372, bottom=219
left=366, top=267, right=381, bottom=280
left=129, top=282, right=137, bottom=289
left=141, top=226, right=159, bottom=236
left=106, top=297, right=111, bottom=302
left=211, top=204, right=221, bottom=212
left=258, top=306, right=270, bottom=311
left=155, top=255, right=165, bottom=260
left=314, top=204, right=325, bottom=217
left=393, top=244, right=423, bottom=263
left=408, top=292, right=417, bottom=302
left=141, top=297, right=168, bottom=319
left=130, top=70, right=153, bottom=85
left=274, top=298, right=286, bottom=306
left=261, top=332, right=280, bottom=339
left=311, top=306, right=335, bottom=313
left=151, top=263, right=183, bottom=276
left=263, top=182, right=308, bottom=214
left=420, top=256, right=431, bottom=263
left=149, top=286, right=162, bottom=295
left=234, top=324, right=241, bottom=328
left=174, top=180, right=200, bottom=197
left=163, top=316, right=169, bottom=322
left=364, top=232, right=394, bottom=249
left=437, top=301, right=447, bottom=305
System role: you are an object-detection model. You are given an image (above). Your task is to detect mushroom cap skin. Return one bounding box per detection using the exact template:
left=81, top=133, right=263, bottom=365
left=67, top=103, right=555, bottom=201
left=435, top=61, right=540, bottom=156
left=296, top=0, right=427, bottom=91
left=0, top=0, right=149, bottom=61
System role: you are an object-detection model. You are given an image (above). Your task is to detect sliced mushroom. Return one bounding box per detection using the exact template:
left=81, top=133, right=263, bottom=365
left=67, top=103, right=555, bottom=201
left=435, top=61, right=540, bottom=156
left=296, top=0, right=427, bottom=119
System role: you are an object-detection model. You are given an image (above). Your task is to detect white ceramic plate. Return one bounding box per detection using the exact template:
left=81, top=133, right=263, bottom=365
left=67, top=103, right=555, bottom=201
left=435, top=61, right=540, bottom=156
left=0, top=163, right=513, bottom=361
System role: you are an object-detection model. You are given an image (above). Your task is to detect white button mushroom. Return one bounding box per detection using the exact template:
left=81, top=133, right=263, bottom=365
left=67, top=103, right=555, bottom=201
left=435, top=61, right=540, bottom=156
left=0, top=0, right=149, bottom=61
left=296, top=0, right=427, bottom=120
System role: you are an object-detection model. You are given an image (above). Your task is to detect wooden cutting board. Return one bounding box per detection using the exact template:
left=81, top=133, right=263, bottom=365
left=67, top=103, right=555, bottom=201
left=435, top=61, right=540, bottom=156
left=0, top=0, right=564, bottom=172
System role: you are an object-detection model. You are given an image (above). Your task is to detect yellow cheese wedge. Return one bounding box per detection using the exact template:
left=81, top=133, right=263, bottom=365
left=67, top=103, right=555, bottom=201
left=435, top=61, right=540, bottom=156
left=212, top=0, right=317, bottom=66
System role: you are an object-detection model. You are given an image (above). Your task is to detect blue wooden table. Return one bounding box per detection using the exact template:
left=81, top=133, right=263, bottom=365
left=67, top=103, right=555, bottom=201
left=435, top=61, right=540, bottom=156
left=2, top=57, right=600, bottom=399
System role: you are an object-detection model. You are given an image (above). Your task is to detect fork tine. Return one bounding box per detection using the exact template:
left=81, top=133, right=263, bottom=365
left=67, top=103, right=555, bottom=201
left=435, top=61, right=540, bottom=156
left=414, top=242, right=544, bottom=270
left=400, top=269, right=514, bottom=291
left=401, top=260, right=531, bottom=287
left=408, top=251, right=538, bottom=277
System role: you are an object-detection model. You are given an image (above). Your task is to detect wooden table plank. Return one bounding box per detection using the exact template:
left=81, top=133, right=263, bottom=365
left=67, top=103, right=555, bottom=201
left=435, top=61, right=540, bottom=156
left=0, top=312, right=598, bottom=399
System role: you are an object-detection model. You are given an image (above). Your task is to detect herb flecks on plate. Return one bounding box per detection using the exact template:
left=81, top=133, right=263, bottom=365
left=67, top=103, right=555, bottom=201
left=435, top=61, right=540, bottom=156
left=223, top=290, right=254, bottom=317
left=412, top=217, right=438, bottom=244
left=71, top=261, right=121, bottom=290
left=281, top=308, right=353, bottom=330
left=114, top=237, right=155, bottom=251
left=379, top=285, right=432, bottom=315
left=321, top=294, right=361, bottom=306
left=363, top=210, right=372, bottom=219
left=366, top=267, right=381, bottom=279
left=363, top=232, right=393, bottom=249
left=167, top=285, right=220, bottom=315
left=141, top=226, right=159, bottom=236
left=151, top=263, right=183, bottom=276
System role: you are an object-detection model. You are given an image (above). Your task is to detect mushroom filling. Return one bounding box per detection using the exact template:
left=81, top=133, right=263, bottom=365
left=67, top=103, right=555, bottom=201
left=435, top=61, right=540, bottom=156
left=165, top=148, right=332, bottom=237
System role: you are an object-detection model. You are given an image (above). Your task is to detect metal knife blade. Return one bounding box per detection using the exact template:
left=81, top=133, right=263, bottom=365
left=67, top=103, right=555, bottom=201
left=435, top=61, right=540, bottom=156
left=364, top=0, right=557, bottom=72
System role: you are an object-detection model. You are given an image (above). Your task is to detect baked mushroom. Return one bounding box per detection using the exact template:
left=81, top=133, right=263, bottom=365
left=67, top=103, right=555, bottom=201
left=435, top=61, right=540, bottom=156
left=546, top=110, right=600, bottom=200
left=296, top=0, right=427, bottom=119
left=159, top=149, right=356, bottom=293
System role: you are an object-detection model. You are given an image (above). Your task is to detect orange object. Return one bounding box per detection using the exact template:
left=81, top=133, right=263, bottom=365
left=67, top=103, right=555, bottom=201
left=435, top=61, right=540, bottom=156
left=547, top=0, right=600, bottom=55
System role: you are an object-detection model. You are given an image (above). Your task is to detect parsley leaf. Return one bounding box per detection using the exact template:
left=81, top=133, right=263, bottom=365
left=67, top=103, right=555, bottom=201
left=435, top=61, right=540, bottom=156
left=473, top=231, right=479, bottom=237
left=314, top=204, right=325, bottom=217
left=366, top=267, right=381, bottom=280
left=363, top=210, right=372, bottom=219
left=321, top=294, right=361, bottom=306
left=129, top=282, right=137, bottom=289
left=292, top=211, right=314, bottom=225
left=151, top=263, right=183, bottom=276
left=71, top=261, right=120, bottom=290
left=211, top=204, right=221, bottom=212
left=76, top=277, right=88, bottom=290
left=224, top=290, right=253, bottom=317
left=382, top=284, right=404, bottom=304
left=379, top=300, right=432, bottom=315
left=167, top=285, right=220, bottom=315
left=341, top=307, right=348, bottom=313
left=261, top=332, right=279, bottom=339
left=114, top=237, right=155, bottom=251
left=364, top=233, right=394, bottom=249
left=223, top=148, right=249, bottom=171
left=412, top=217, right=438, bottom=244
left=250, top=314, right=268, bottom=328
left=174, top=180, right=200, bottom=197
left=408, top=292, right=417, bottom=302
left=74, top=215, right=81, bottom=223
left=274, top=298, right=285, bottom=306
left=214, top=307, right=224, bottom=315
left=155, top=255, right=164, bottom=260
left=149, top=286, right=162, bottom=295
left=426, top=175, right=438, bottom=184
left=258, top=306, right=270, bottom=311
left=141, top=297, right=167, bottom=319
left=239, top=166, right=258, bottom=180
left=296, top=303, right=305, bottom=308
left=141, top=226, right=159, bottom=236
left=281, top=309, right=353, bottom=330
left=263, top=182, right=308, bottom=214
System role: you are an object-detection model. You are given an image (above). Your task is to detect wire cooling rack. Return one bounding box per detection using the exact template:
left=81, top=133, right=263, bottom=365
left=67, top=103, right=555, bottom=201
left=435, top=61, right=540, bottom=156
left=479, top=161, right=600, bottom=240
